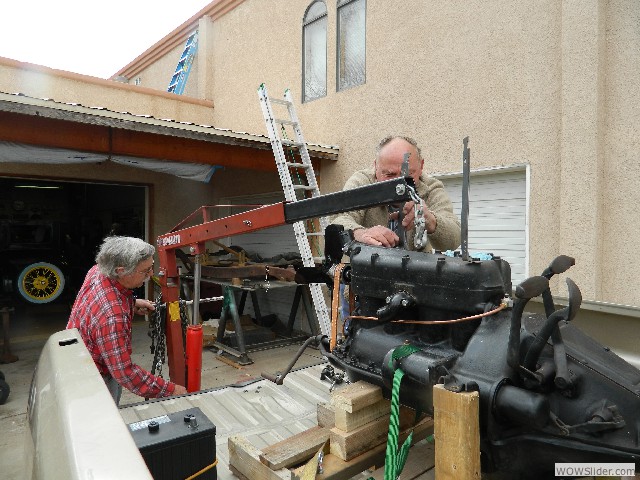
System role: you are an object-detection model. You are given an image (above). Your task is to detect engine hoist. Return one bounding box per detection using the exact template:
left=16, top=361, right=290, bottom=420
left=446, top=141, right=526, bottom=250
left=155, top=176, right=417, bottom=389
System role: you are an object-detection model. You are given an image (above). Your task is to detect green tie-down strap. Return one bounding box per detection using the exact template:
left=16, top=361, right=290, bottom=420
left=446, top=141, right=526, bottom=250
left=367, top=344, right=422, bottom=480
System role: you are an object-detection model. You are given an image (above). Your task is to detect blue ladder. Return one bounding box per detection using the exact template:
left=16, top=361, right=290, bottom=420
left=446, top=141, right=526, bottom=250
left=167, top=31, right=198, bottom=95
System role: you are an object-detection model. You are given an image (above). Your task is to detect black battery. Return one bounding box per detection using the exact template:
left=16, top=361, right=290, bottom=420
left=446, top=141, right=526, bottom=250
left=128, top=407, right=217, bottom=480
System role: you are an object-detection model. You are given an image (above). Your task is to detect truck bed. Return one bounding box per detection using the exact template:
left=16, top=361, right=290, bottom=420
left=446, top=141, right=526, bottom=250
left=119, top=362, right=332, bottom=479
left=25, top=328, right=333, bottom=480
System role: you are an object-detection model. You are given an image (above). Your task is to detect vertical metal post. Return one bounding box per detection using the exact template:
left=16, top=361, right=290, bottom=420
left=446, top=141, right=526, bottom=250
left=461, top=137, right=471, bottom=261
left=192, top=253, right=201, bottom=326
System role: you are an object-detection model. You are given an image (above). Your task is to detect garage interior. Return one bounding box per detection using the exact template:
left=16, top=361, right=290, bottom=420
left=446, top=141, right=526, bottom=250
left=0, top=176, right=146, bottom=306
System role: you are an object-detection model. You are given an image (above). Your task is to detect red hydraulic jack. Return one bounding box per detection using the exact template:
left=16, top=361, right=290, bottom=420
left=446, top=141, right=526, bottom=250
left=155, top=177, right=415, bottom=391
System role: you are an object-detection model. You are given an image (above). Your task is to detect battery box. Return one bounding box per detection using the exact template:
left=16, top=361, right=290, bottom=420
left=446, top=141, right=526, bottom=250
left=128, top=406, right=217, bottom=480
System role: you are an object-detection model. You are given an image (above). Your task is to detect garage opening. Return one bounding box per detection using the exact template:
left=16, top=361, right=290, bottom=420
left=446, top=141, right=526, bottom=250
left=0, top=176, right=147, bottom=307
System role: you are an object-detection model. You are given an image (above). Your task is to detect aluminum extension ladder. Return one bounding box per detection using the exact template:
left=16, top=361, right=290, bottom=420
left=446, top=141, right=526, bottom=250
left=257, top=83, right=331, bottom=336
left=167, top=31, right=198, bottom=95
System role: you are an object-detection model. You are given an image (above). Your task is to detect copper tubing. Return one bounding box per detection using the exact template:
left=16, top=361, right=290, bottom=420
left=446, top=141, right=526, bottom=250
left=348, top=302, right=507, bottom=325
left=330, top=263, right=346, bottom=351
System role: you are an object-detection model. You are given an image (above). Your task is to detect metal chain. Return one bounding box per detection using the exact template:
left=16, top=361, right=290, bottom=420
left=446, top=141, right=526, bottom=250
left=179, top=299, right=189, bottom=337
left=409, top=186, right=428, bottom=249
left=148, top=296, right=190, bottom=378
left=148, top=294, right=166, bottom=378
left=264, top=265, right=270, bottom=293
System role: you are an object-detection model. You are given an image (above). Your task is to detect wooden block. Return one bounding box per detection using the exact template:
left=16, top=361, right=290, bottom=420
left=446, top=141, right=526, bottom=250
left=330, top=380, right=382, bottom=413
left=433, top=384, right=481, bottom=480
left=330, top=406, right=416, bottom=461
left=334, top=398, right=390, bottom=432
left=202, top=324, right=217, bottom=347
left=293, top=416, right=434, bottom=480
left=228, top=435, right=293, bottom=480
left=259, top=426, right=330, bottom=470
left=317, top=402, right=336, bottom=428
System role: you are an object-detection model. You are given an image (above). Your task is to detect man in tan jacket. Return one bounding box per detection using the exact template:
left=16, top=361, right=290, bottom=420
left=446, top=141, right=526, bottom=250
left=332, top=136, right=461, bottom=252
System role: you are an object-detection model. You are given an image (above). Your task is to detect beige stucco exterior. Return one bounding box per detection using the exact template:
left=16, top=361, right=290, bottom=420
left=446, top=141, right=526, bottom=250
left=1, top=0, right=640, bottom=314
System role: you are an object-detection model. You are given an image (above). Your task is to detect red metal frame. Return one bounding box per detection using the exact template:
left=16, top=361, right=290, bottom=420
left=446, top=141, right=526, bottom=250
left=156, top=202, right=288, bottom=388
left=155, top=177, right=417, bottom=388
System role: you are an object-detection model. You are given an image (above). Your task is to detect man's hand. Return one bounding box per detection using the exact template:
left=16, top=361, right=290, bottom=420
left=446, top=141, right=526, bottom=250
left=399, top=200, right=437, bottom=234
left=353, top=225, right=399, bottom=247
left=134, top=298, right=156, bottom=316
left=172, top=384, right=188, bottom=396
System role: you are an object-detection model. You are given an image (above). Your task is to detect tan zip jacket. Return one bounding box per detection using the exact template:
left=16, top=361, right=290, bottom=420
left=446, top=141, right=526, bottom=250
left=331, top=168, right=461, bottom=252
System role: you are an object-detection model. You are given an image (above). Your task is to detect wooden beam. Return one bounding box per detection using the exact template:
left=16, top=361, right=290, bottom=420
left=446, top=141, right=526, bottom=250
left=433, top=384, right=481, bottom=480
left=330, top=380, right=383, bottom=414
left=259, top=426, right=330, bottom=470
left=0, top=111, right=110, bottom=152
left=317, top=402, right=335, bottom=428
left=0, top=110, right=278, bottom=171
left=228, top=435, right=293, bottom=480
left=329, top=406, right=416, bottom=461
left=200, top=265, right=296, bottom=281
left=334, top=398, right=390, bottom=433
left=297, top=416, right=434, bottom=480
left=111, top=128, right=276, bottom=170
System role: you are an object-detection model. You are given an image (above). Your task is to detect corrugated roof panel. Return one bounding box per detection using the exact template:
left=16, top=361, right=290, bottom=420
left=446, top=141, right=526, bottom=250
left=0, top=91, right=340, bottom=158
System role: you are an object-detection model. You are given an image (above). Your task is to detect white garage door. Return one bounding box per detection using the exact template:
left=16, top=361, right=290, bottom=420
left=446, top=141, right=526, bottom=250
left=439, top=168, right=528, bottom=284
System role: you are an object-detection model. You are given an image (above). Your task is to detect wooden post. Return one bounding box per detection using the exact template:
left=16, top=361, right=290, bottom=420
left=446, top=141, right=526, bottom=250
left=433, top=384, right=481, bottom=479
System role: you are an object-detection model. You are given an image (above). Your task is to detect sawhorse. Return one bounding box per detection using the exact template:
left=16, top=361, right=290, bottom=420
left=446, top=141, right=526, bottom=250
left=214, top=282, right=317, bottom=365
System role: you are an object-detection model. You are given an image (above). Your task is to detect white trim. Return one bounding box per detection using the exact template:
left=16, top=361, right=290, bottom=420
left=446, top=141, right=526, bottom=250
left=432, top=163, right=529, bottom=178
left=525, top=164, right=531, bottom=280
left=540, top=296, right=640, bottom=318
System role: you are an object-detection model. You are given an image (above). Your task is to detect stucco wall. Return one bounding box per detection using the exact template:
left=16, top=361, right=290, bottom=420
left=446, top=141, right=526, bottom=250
left=0, top=57, right=215, bottom=124
left=1, top=0, right=639, bottom=310
left=601, top=1, right=640, bottom=304
left=199, top=0, right=640, bottom=307
left=131, top=41, right=189, bottom=95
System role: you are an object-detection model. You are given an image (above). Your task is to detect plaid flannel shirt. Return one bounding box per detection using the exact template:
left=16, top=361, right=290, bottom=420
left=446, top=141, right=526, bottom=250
left=67, top=265, right=174, bottom=398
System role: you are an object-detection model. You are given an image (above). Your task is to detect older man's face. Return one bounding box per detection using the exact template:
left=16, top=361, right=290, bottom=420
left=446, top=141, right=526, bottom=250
left=116, top=257, right=154, bottom=290
left=374, top=138, right=424, bottom=184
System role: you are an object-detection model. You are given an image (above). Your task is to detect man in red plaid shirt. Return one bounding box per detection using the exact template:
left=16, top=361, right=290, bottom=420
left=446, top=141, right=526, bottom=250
left=67, top=236, right=187, bottom=404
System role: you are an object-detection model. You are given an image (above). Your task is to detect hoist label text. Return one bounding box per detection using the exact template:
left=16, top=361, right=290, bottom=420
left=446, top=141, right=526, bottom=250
left=159, top=234, right=181, bottom=247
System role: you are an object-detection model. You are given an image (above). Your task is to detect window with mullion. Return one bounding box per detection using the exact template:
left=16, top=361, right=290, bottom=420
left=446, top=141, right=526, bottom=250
left=303, top=1, right=328, bottom=102
left=337, top=0, right=366, bottom=92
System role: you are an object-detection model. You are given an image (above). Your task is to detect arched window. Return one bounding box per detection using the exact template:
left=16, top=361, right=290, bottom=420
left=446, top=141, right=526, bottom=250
left=337, top=0, right=366, bottom=91
left=302, top=1, right=328, bottom=102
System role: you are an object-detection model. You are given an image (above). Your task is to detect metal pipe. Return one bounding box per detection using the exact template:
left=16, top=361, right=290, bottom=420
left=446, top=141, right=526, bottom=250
left=192, top=254, right=201, bottom=326
left=261, top=334, right=324, bottom=384
left=156, top=296, right=223, bottom=308
left=186, top=325, right=203, bottom=392
left=461, top=136, right=470, bottom=261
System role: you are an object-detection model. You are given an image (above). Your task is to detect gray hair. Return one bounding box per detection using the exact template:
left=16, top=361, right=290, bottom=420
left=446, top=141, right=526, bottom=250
left=375, top=135, right=423, bottom=161
left=96, top=236, right=155, bottom=278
